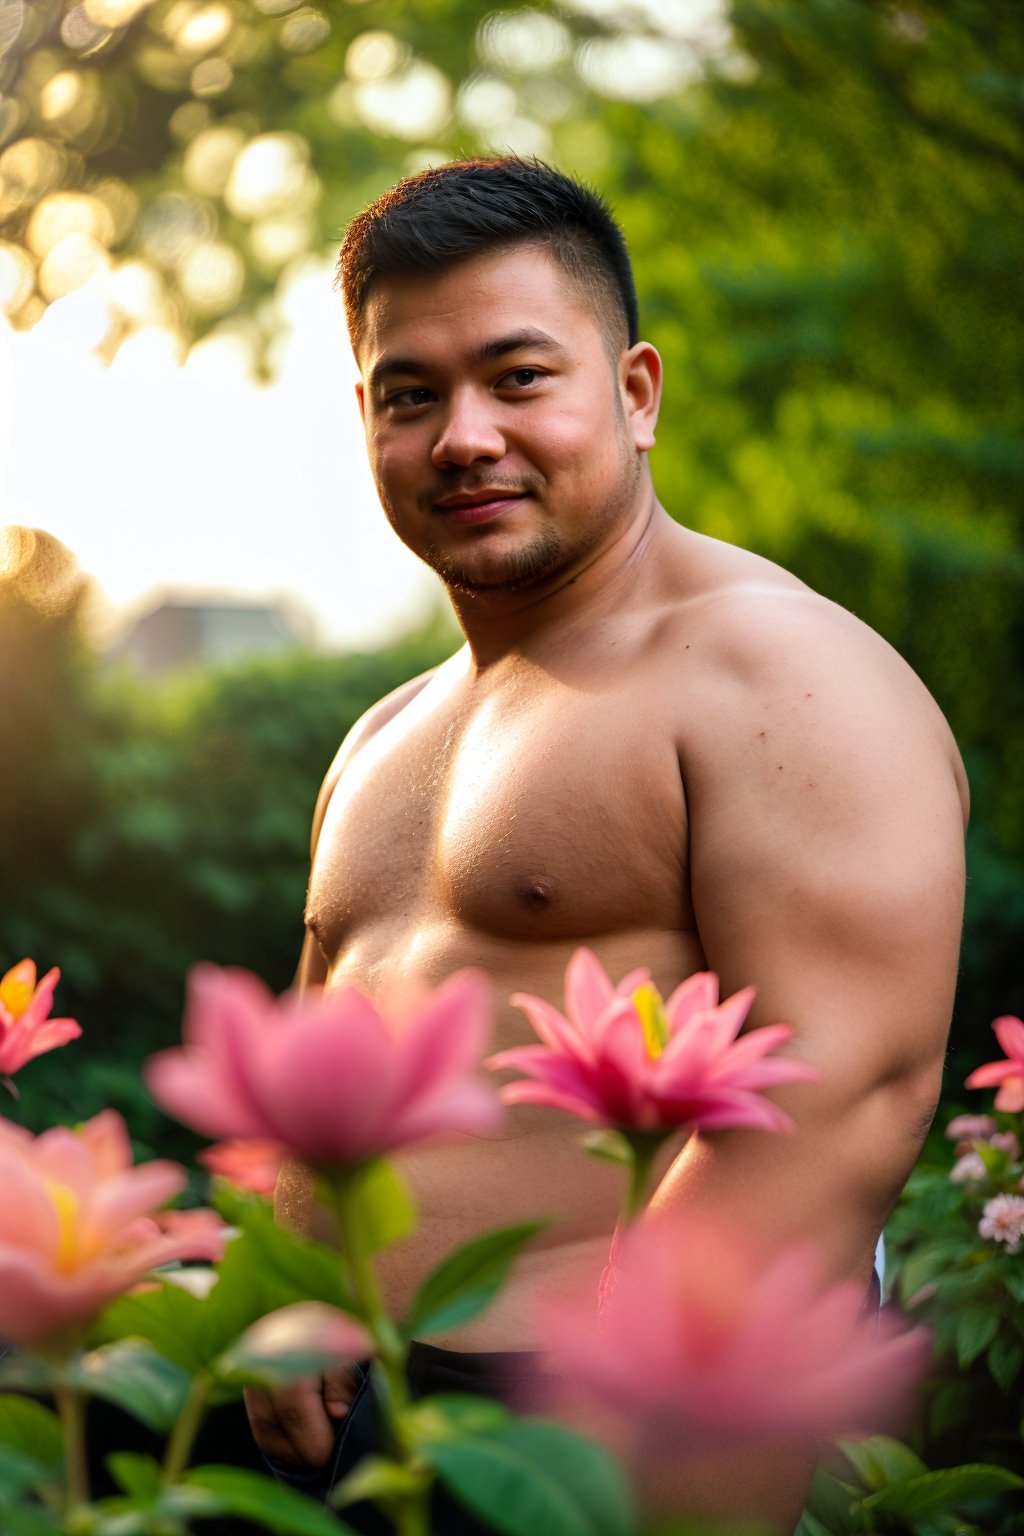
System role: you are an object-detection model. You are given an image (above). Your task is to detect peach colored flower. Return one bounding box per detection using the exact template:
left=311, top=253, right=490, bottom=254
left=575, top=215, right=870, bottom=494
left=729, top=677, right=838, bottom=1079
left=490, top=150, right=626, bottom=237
left=540, top=1216, right=928, bottom=1456
left=0, top=1110, right=209, bottom=1347
left=0, top=959, right=81, bottom=1078
left=146, top=964, right=502, bottom=1166
left=489, top=949, right=818, bottom=1135
left=198, top=1138, right=284, bottom=1198
left=965, top=1017, right=1024, bottom=1111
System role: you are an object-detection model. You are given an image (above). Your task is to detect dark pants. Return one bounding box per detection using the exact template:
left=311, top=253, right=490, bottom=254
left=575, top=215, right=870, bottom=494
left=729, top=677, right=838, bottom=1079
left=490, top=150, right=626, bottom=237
left=271, top=1342, right=542, bottom=1536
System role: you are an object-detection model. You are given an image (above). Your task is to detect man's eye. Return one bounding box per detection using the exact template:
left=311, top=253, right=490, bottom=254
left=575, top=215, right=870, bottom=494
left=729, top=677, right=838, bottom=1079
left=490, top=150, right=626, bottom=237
left=503, top=368, right=542, bottom=388
left=389, top=387, right=433, bottom=408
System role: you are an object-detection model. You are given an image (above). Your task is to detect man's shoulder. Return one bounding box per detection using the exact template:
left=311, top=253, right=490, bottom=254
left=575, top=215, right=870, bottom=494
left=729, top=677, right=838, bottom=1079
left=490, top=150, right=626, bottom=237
left=660, top=544, right=927, bottom=714
left=650, top=536, right=966, bottom=805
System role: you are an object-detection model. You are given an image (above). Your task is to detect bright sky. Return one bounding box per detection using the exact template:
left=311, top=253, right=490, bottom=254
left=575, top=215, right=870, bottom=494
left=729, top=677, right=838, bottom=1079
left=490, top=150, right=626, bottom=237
left=0, top=259, right=442, bottom=651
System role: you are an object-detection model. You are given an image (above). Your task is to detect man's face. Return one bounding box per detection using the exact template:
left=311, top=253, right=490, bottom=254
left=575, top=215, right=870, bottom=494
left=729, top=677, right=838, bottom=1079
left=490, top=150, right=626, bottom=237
left=356, top=246, right=649, bottom=596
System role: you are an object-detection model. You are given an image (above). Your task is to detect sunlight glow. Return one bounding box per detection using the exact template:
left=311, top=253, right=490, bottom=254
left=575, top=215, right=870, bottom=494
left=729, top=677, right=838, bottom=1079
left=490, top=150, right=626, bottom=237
left=1, top=261, right=441, bottom=651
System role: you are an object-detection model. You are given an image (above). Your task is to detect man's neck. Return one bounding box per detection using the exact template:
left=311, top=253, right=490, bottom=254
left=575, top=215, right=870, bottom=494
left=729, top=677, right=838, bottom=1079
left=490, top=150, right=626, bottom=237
left=445, top=486, right=671, bottom=668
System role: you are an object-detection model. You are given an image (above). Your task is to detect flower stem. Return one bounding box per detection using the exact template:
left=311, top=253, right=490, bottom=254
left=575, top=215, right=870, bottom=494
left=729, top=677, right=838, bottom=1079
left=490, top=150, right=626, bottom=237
left=327, top=1176, right=410, bottom=1426
left=325, top=1169, right=428, bottom=1526
left=162, top=1369, right=213, bottom=1487
left=622, top=1132, right=665, bottom=1225
left=55, top=1383, right=89, bottom=1516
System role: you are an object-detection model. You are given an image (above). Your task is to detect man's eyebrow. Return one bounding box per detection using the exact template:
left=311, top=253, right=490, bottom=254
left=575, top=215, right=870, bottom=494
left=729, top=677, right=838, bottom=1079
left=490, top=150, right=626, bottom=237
left=471, top=327, right=564, bottom=364
left=368, top=328, right=564, bottom=393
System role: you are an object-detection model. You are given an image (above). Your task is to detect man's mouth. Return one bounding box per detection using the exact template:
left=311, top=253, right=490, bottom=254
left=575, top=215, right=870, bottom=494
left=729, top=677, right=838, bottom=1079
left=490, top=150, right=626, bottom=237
left=433, top=491, right=529, bottom=526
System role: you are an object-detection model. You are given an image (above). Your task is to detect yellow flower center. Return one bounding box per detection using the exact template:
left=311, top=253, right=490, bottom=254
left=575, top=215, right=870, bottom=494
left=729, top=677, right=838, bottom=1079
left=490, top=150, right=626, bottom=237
left=633, top=983, right=669, bottom=1060
left=46, top=1181, right=81, bottom=1273
left=0, top=970, right=33, bottom=1019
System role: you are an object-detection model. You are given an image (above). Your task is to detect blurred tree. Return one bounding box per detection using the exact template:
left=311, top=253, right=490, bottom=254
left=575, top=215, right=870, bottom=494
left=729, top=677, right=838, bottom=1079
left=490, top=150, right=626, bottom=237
left=0, top=558, right=456, bottom=1148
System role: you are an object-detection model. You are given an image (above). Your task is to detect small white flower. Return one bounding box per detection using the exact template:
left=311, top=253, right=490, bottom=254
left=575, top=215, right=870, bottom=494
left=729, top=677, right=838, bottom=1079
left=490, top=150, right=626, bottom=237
left=950, top=1151, right=987, bottom=1185
left=978, top=1194, right=1024, bottom=1253
left=990, top=1131, right=1021, bottom=1160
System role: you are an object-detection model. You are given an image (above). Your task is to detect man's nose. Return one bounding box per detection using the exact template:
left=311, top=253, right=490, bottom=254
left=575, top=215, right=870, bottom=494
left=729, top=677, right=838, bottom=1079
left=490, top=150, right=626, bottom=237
left=430, top=388, right=506, bottom=469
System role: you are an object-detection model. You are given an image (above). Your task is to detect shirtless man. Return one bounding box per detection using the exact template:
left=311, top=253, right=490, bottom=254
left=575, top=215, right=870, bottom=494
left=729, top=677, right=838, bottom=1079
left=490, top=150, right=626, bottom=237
left=245, top=159, right=968, bottom=1530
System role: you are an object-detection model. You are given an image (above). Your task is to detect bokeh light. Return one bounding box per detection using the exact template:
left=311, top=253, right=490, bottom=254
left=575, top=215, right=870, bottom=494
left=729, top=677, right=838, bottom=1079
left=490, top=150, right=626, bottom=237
left=345, top=30, right=407, bottom=82
left=279, top=7, right=330, bottom=53
left=477, top=8, right=571, bottom=72
left=353, top=61, right=451, bottom=141
left=224, top=133, right=318, bottom=221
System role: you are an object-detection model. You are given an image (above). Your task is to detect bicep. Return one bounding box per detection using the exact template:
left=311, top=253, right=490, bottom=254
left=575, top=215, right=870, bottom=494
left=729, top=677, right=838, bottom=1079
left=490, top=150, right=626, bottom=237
left=664, top=646, right=965, bottom=1278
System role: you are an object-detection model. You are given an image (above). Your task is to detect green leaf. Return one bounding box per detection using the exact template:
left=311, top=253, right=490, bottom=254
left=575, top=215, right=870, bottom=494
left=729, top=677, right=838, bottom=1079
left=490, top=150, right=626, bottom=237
left=956, top=1307, right=1000, bottom=1368
left=0, top=1357, right=59, bottom=1396
left=0, top=1397, right=63, bottom=1475
left=226, top=1195, right=356, bottom=1310
left=74, top=1340, right=191, bottom=1434
left=331, top=1454, right=427, bottom=1508
left=835, top=1435, right=928, bottom=1489
left=335, top=1160, right=417, bottom=1257
left=580, top=1129, right=635, bottom=1168
left=1003, top=1268, right=1024, bottom=1305
left=185, top=1466, right=356, bottom=1535
left=802, top=1462, right=864, bottom=1534
left=0, top=1507, right=64, bottom=1536
left=863, top=1464, right=1024, bottom=1518
left=986, top=1330, right=1024, bottom=1391
left=405, top=1392, right=511, bottom=1443
left=96, top=1208, right=353, bottom=1373
left=106, top=1452, right=162, bottom=1499
left=0, top=1444, right=56, bottom=1500
left=424, top=1417, right=633, bottom=1536
left=792, top=1515, right=835, bottom=1536
left=403, top=1222, right=545, bottom=1338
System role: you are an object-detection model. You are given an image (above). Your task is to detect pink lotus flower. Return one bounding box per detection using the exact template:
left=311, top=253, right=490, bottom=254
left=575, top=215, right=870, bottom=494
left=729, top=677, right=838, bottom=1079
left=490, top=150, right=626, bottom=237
left=965, top=1017, right=1024, bottom=1111
left=0, top=959, right=81, bottom=1078
left=488, top=949, right=818, bottom=1134
left=0, top=1110, right=211, bottom=1347
left=146, top=964, right=502, bottom=1166
left=198, top=1138, right=284, bottom=1197
left=540, top=1216, right=928, bottom=1455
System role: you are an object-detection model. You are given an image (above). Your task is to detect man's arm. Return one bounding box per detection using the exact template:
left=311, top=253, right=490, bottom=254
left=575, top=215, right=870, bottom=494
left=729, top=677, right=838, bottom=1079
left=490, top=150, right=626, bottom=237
left=647, top=593, right=967, bottom=1527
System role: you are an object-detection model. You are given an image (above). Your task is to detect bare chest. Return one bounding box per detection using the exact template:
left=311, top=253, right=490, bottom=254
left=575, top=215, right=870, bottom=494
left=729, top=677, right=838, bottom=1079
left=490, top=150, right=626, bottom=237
left=307, top=677, right=691, bottom=968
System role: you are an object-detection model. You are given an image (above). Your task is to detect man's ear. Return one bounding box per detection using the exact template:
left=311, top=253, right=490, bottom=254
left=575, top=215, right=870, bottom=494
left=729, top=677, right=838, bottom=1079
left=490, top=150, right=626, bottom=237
left=620, top=341, right=662, bottom=453
left=355, top=380, right=366, bottom=425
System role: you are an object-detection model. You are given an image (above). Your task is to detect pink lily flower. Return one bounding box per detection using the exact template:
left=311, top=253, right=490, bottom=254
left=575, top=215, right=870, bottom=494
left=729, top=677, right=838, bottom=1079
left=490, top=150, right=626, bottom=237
left=0, top=1110, right=211, bottom=1347
left=965, top=1016, right=1024, bottom=1111
left=488, top=949, right=818, bottom=1135
left=146, top=964, right=502, bottom=1166
left=198, top=1138, right=285, bottom=1198
left=0, top=959, right=81, bottom=1078
left=540, top=1215, right=928, bottom=1456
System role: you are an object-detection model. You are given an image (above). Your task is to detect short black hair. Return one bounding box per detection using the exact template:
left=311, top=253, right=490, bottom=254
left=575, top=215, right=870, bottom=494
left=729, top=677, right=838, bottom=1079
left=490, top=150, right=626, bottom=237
left=337, top=157, right=639, bottom=355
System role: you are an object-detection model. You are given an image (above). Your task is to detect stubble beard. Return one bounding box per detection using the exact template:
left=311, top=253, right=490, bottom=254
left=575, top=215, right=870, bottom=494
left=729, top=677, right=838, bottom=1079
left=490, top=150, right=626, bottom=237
left=398, top=443, right=643, bottom=598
